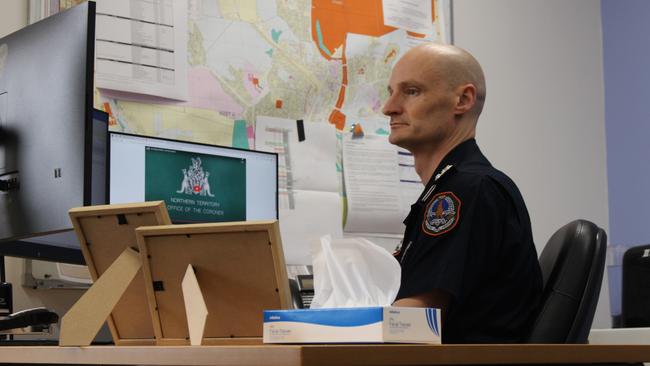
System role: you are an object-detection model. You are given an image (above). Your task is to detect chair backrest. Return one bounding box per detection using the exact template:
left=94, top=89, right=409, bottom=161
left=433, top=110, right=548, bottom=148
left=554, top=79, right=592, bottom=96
left=527, top=219, right=607, bottom=343
left=621, top=244, right=650, bottom=327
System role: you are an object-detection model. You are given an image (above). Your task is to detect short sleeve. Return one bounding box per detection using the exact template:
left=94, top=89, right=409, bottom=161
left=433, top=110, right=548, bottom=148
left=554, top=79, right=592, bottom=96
left=396, top=176, right=509, bottom=302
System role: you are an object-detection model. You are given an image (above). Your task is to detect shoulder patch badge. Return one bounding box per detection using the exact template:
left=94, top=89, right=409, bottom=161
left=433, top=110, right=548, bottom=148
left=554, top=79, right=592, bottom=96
left=422, top=191, right=461, bottom=236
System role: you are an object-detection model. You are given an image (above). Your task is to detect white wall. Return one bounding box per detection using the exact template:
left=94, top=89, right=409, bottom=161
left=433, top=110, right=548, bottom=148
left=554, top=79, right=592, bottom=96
left=453, top=0, right=610, bottom=327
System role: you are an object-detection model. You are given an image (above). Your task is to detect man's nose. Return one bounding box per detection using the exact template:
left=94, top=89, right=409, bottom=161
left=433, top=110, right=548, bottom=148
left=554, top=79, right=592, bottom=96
left=382, top=94, right=401, bottom=116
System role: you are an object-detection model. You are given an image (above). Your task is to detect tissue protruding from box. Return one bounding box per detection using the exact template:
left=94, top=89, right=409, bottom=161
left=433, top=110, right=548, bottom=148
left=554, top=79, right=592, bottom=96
left=310, top=236, right=401, bottom=308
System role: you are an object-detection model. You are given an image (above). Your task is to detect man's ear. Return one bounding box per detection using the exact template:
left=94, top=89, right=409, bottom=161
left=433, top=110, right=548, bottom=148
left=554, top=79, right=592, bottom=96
left=453, top=84, right=477, bottom=116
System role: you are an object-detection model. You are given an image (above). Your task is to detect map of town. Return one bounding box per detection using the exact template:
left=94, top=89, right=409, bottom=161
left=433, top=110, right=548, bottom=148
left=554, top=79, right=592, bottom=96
left=96, top=0, right=449, bottom=147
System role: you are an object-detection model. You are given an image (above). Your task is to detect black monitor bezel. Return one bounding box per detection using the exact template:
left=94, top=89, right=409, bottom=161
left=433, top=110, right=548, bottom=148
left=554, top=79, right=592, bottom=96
left=82, top=1, right=97, bottom=206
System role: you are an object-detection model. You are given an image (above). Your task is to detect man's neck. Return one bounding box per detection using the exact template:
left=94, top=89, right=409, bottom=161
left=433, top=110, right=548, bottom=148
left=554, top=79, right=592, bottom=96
left=412, top=133, right=474, bottom=185
left=412, top=145, right=451, bottom=185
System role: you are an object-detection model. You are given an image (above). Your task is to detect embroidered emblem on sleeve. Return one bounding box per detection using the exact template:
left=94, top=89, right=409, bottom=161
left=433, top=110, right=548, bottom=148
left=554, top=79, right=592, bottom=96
left=422, top=192, right=461, bottom=236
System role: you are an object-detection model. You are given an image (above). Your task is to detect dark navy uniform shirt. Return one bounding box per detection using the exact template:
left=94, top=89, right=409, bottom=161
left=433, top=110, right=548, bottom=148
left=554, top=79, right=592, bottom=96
left=395, top=138, right=542, bottom=344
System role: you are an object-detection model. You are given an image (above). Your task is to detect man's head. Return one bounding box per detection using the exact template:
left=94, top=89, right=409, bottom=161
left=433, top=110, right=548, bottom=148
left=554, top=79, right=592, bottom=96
left=382, top=44, right=486, bottom=154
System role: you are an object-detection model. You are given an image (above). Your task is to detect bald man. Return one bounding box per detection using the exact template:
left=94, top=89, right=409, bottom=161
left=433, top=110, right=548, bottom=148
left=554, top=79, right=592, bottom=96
left=384, top=44, right=542, bottom=343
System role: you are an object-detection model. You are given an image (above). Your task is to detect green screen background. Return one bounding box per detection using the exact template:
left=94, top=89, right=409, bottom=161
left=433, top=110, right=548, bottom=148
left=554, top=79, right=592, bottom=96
left=145, top=147, right=247, bottom=222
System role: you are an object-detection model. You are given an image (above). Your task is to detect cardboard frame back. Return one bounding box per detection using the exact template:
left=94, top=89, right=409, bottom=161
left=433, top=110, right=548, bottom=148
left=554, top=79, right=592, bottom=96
left=135, top=220, right=291, bottom=345
left=67, top=201, right=172, bottom=345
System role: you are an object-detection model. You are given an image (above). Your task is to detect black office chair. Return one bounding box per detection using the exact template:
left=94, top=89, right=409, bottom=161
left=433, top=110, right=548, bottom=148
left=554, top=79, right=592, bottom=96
left=527, top=219, right=607, bottom=344
left=621, top=244, right=650, bottom=327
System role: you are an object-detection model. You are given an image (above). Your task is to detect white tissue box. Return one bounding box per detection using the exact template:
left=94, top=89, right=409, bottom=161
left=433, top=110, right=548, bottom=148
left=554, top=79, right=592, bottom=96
left=263, top=306, right=441, bottom=344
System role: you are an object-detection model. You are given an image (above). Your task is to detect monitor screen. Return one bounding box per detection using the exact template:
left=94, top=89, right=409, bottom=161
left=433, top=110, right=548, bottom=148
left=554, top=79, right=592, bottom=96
left=0, top=2, right=101, bottom=260
left=109, top=132, right=278, bottom=223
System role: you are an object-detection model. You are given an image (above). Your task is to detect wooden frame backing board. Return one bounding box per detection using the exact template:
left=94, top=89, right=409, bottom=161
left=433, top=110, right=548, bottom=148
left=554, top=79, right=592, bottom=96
left=68, top=201, right=172, bottom=345
left=135, top=220, right=292, bottom=346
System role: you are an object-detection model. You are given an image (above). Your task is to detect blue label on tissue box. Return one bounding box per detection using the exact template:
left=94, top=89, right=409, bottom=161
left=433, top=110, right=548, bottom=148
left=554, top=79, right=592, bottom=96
left=264, top=307, right=384, bottom=327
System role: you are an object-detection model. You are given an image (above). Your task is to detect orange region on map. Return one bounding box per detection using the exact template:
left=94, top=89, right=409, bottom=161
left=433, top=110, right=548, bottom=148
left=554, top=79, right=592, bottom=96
left=102, top=102, right=117, bottom=126
left=311, top=0, right=397, bottom=60
left=407, top=31, right=427, bottom=38
left=312, top=1, right=438, bottom=129
left=312, top=0, right=398, bottom=130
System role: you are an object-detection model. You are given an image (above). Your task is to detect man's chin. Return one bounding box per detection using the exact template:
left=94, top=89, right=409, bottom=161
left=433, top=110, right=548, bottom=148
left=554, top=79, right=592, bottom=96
left=388, top=134, right=399, bottom=146
left=388, top=134, right=409, bottom=149
left=388, top=134, right=413, bottom=153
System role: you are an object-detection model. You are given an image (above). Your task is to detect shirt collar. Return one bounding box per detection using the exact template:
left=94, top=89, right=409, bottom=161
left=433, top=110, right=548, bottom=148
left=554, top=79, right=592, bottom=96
left=422, top=138, right=483, bottom=189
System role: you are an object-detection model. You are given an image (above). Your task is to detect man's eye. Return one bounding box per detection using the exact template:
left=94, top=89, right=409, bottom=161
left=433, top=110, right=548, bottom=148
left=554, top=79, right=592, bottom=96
left=404, top=88, right=420, bottom=95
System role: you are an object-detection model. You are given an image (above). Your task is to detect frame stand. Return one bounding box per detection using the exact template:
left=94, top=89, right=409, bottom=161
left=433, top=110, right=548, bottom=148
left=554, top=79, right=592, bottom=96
left=181, top=264, right=208, bottom=346
left=59, top=247, right=141, bottom=346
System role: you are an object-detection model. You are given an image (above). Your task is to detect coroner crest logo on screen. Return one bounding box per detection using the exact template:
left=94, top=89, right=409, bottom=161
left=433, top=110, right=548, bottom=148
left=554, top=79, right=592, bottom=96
left=176, top=157, right=215, bottom=197
left=145, top=147, right=246, bottom=223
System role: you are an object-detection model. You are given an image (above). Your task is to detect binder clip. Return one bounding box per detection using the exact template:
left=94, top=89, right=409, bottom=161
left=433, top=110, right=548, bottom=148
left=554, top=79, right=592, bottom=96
left=350, top=123, right=364, bottom=139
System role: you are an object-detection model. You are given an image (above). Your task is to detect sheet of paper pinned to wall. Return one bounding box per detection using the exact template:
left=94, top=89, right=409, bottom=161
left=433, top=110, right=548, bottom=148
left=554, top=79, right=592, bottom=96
left=342, top=133, right=421, bottom=235
left=397, top=146, right=424, bottom=217
left=279, top=190, right=343, bottom=265
left=382, top=0, right=433, bottom=35
left=256, top=116, right=339, bottom=193
left=255, top=116, right=341, bottom=265
left=95, top=0, right=189, bottom=101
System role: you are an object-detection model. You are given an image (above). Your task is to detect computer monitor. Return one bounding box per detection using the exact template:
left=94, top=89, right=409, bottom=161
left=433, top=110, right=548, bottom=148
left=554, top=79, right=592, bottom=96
left=0, top=2, right=102, bottom=264
left=109, top=132, right=278, bottom=223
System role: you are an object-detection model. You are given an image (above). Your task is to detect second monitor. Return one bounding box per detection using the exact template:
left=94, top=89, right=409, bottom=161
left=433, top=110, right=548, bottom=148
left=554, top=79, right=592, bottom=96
left=109, top=132, right=278, bottom=223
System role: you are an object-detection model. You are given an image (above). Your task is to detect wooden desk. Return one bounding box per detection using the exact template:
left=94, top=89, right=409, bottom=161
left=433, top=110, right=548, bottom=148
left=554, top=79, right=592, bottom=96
left=0, top=344, right=649, bottom=365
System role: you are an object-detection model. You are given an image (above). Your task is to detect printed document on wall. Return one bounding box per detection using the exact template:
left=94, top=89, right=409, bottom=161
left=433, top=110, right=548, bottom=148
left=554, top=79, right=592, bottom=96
left=397, top=147, right=424, bottom=217
left=382, top=0, right=433, bottom=35
left=95, top=0, right=189, bottom=101
left=343, top=134, right=420, bottom=234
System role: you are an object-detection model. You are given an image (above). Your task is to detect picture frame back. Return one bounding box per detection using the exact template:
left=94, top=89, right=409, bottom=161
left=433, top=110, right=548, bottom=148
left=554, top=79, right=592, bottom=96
left=68, top=201, right=172, bottom=345
left=135, top=220, right=291, bottom=345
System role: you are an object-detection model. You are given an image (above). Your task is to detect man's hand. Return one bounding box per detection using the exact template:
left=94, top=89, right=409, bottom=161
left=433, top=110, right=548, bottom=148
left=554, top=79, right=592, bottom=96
left=392, top=289, right=451, bottom=312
